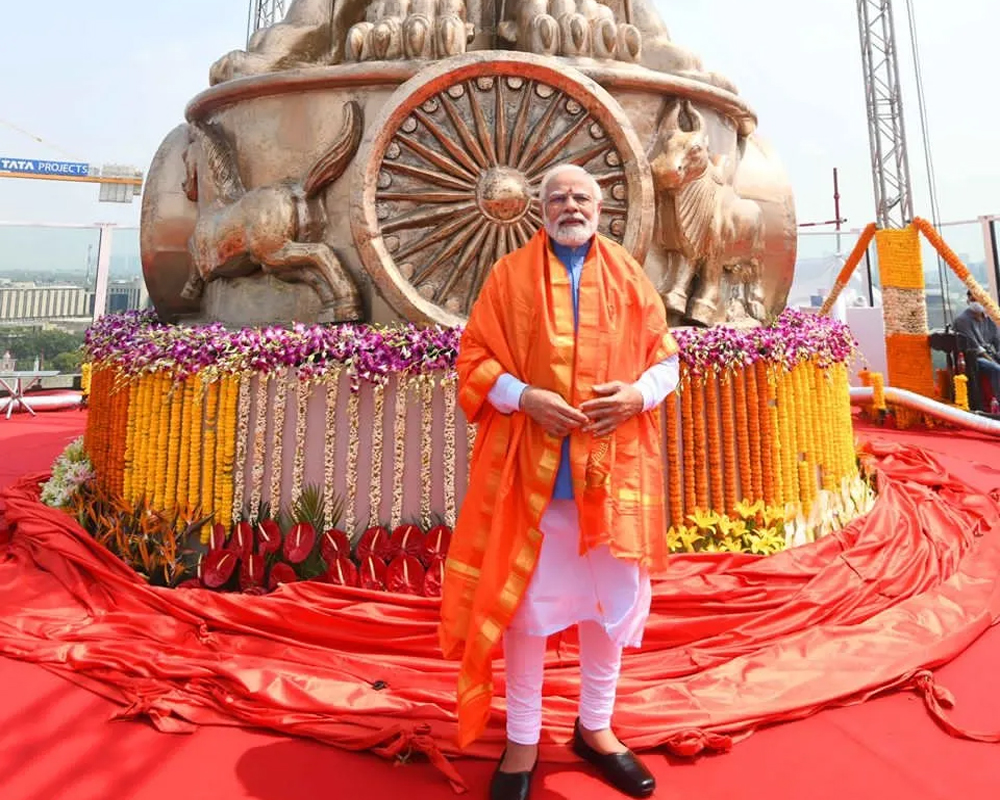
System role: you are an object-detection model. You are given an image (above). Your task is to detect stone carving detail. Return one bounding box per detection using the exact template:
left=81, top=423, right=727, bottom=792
left=352, top=54, right=653, bottom=327
left=345, top=0, right=474, bottom=62
left=208, top=0, right=736, bottom=94
left=650, top=100, right=766, bottom=327
left=498, top=0, right=640, bottom=62
left=180, top=102, right=365, bottom=323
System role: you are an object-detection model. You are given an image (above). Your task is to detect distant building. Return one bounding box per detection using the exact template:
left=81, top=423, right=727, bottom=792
left=0, top=283, right=92, bottom=322
left=106, top=278, right=149, bottom=314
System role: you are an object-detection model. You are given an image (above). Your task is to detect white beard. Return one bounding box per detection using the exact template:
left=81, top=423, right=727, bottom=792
left=546, top=216, right=598, bottom=248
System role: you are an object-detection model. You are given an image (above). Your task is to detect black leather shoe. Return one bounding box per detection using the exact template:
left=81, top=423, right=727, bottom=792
left=572, top=718, right=656, bottom=798
left=489, top=750, right=538, bottom=800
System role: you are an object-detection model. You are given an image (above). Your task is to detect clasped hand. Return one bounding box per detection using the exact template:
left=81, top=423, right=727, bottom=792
left=520, top=381, right=643, bottom=438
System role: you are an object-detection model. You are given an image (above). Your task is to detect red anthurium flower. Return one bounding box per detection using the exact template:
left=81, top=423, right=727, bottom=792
left=424, top=524, right=452, bottom=565
left=229, top=520, right=254, bottom=558
left=256, top=519, right=282, bottom=555
left=386, top=555, right=425, bottom=595
left=202, top=549, right=238, bottom=589
left=356, top=525, right=392, bottom=563
left=209, top=523, right=227, bottom=551
left=390, top=524, right=427, bottom=563
left=358, top=554, right=387, bottom=591
left=324, top=556, right=359, bottom=587
left=267, top=562, right=298, bottom=592
left=239, top=552, right=266, bottom=590
left=176, top=578, right=203, bottom=590
left=320, top=528, right=351, bottom=565
left=283, top=521, right=316, bottom=564
left=243, top=586, right=268, bottom=596
left=423, top=558, right=445, bottom=598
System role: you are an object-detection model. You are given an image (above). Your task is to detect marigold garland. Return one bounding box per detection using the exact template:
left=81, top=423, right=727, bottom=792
left=323, top=370, right=340, bottom=529
left=163, top=378, right=183, bottom=512
left=153, top=373, right=171, bottom=511
left=391, top=377, right=407, bottom=530
left=216, top=374, right=238, bottom=529
left=680, top=372, right=697, bottom=514
left=664, top=392, right=683, bottom=526
left=201, top=379, right=220, bottom=525
left=691, top=374, right=709, bottom=510
left=232, top=375, right=251, bottom=523
left=175, top=376, right=194, bottom=512
left=250, top=375, right=268, bottom=520
left=122, top=379, right=138, bottom=501
left=368, top=384, right=385, bottom=526
left=719, top=371, right=738, bottom=513
left=344, top=389, right=361, bottom=535
left=420, top=378, right=434, bottom=530
left=269, top=371, right=288, bottom=515
left=705, top=371, right=724, bottom=510
left=732, top=368, right=753, bottom=502
left=443, top=377, right=457, bottom=527
left=758, top=362, right=779, bottom=505
left=292, top=375, right=309, bottom=508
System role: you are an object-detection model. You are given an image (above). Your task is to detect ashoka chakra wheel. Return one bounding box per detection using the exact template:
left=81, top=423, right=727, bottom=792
left=351, top=52, right=654, bottom=327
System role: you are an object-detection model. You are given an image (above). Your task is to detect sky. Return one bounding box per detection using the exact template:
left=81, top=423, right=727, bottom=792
left=0, top=0, right=996, bottom=254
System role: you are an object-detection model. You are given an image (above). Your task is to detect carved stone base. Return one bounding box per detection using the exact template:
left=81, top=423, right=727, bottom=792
left=196, top=274, right=330, bottom=328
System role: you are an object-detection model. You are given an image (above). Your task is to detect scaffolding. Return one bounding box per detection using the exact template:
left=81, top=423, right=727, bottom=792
left=247, top=0, right=287, bottom=47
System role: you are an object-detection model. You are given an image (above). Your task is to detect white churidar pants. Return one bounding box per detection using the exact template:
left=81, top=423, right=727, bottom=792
left=503, top=499, right=651, bottom=745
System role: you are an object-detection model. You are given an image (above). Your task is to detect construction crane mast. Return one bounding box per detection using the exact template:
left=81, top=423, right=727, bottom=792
left=856, top=0, right=915, bottom=230
left=247, top=0, right=287, bottom=46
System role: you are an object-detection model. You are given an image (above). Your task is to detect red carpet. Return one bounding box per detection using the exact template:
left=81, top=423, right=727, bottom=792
left=1, top=410, right=999, bottom=800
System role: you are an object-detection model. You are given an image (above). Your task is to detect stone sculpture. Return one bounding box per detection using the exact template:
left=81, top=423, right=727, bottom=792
left=650, top=100, right=767, bottom=326
left=179, top=101, right=364, bottom=323
left=209, top=0, right=734, bottom=92
left=141, top=1, right=795, bottom=328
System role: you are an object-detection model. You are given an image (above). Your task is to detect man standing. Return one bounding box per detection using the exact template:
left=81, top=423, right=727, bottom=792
left=954, top=290, right=1000, bottom=401
left=440, top=164, right=680, bottom=800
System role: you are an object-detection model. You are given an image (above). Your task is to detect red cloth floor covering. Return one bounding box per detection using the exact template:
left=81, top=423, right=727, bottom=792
left=1, top=413, right=1000, bottom=797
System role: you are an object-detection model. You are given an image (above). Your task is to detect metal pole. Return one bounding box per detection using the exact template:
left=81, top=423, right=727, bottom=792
left=987, top=216, right=1000, bottom=305
left=92, top=224, right=114, bottom=323
left=864, top=247, right=875, bottom=307
left=834, top=167, right=843, bottom=257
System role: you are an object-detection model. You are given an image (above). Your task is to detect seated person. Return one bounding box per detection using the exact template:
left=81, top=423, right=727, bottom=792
left=953, top=291, right=1000, bottom=401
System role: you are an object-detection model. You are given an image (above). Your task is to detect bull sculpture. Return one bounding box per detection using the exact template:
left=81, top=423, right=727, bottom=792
left=179, top=102, right=364, bottom=323
left=650, top=100, right=767, bottom=326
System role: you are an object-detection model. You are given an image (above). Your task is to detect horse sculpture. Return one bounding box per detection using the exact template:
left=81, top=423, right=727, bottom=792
left=650, top=100, right=766, bottom=326
left=180, top=101, right=364, bottom=323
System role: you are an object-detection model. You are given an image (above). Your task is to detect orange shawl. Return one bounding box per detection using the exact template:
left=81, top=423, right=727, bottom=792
left=439, top=229, right=679, bottom=747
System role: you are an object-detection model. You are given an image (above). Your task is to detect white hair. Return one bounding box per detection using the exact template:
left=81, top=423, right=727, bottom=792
left=538, top=164, right=603, bottom=204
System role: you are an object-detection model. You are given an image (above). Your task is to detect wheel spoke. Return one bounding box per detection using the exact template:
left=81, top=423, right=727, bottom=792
left=381, top=200, right=477, bottom=234
left=522, top=113, right=592, bottom=177
left=377, top=190, right=471, bottom=204
left=467, top=81, right=497, bottom=167
left=382, top=161, right=476, bottom=191
left=394, top=210, right=481, bottom=261
left=526, top=140, right=610, bottom=179
left=495, top=80, right=508, bottom=165
left=516, top=92, right=563, bottom=171
left=506, top=81, right=535, bottom=167
left=467, top=224, right=500, bottom=308
left=441, top=92, right=489, bottom=169
left=435, top=221, right=492, bottom=302
left=413, top=221, right=482, bottom=286
left=397, top=132, right=475, bottom=182
left=412, top=109, right=482, bottom=177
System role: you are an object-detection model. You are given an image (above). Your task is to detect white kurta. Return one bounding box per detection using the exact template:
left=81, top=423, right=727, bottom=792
left=487, top=358, right=678, bottom=649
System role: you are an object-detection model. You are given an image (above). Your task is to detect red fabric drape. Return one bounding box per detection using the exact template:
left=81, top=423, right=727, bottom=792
left=2, top=439, right=999, bottom=793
